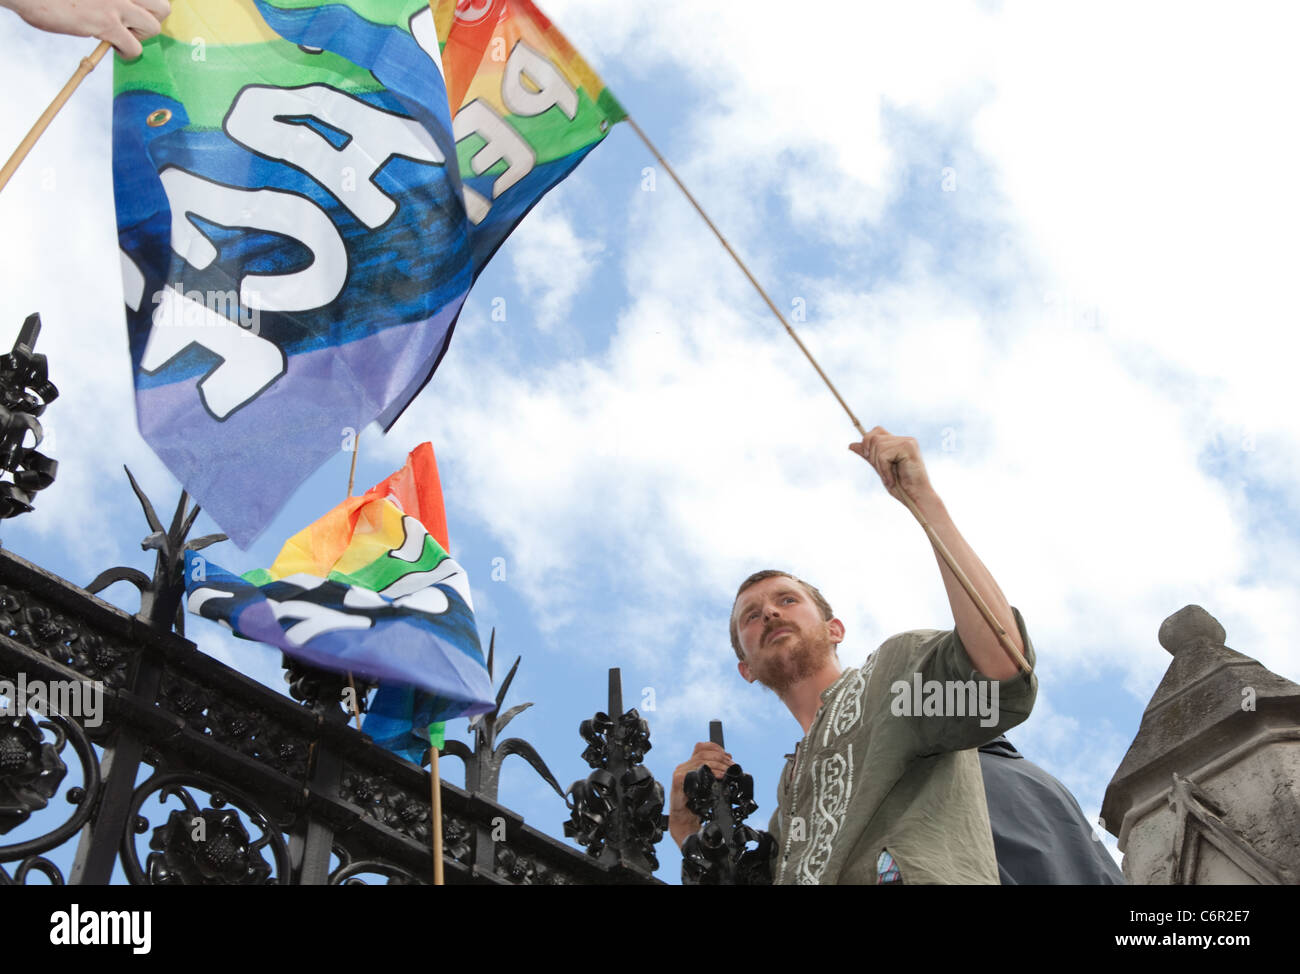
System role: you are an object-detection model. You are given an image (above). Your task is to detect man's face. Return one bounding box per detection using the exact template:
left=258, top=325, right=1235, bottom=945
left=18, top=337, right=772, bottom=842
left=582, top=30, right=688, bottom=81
left=732, top=576, right=843, bottom=692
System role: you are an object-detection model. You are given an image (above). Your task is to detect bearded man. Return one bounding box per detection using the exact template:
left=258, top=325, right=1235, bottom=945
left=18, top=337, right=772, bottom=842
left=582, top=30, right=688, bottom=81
left=670, top=427, right=1038, bottom=884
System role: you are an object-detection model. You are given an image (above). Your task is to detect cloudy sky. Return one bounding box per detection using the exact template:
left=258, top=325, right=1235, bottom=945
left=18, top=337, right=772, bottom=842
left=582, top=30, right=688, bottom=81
left=3, top=0, right=1298, bottom=884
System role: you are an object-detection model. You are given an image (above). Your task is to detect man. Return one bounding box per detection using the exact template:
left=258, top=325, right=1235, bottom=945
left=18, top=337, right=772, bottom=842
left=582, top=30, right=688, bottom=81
left=1, top=0, right=171, bottom=59
left=979, top=735, right=1125, bottom=884
left=670, top=427, right=1038, bottom=884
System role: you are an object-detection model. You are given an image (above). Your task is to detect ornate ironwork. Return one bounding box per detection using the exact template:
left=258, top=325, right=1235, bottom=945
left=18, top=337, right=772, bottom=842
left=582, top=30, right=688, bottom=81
left=124, top=771, right=291, bottom=885
left=494, top=844, right=572, bottom=885
left=85, top=468, right=224, bottom=634
left=0, top=707, right=101, bottom=883
left=329, top=845, right=425, bottom=885
left=680, top=721, right=774, bottom=885
left=0, top=713, right=66, bottom=833
left=564, top=668, right=666, bottom=874
left=283, top=654, right=373, bottom=719
left=0, top=313, right=58, bottom=520
left=0, top=854, right=64, bottom=884
left=1, top=550, right=661, bottom=886
left=339, top=765, right=437, bottom=848
left=0, top=451, right=663, bottom=885
left=439, top=631, right=565, bottom=802
left=0, top=585, right=136, bottom=691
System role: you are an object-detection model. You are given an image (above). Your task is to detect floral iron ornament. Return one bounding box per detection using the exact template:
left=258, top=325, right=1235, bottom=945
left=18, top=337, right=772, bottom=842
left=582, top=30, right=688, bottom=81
left=564, top=669, right=666, bottom=874
left=680, top=721, right=774, bottom=885
left=0, top=712, right=66, bottom=836
left=0, top=314, right=58, bottom=520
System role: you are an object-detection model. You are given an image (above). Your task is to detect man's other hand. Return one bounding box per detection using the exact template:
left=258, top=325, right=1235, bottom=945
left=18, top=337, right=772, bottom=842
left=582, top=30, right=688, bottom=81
left=849, top=426, right=938, bottom=503
left=669, top=741, right=733, bottom=849
left=2, top=0, right=172, bottom=59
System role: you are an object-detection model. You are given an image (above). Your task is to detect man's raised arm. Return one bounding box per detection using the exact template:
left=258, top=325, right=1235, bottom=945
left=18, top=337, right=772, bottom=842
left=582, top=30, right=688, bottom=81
left=850, top=426, right=1025, bottom=681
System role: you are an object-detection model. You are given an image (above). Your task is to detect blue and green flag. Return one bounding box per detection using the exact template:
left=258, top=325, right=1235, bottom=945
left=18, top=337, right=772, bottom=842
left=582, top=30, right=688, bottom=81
left=185, top=443, right=494, bottom=755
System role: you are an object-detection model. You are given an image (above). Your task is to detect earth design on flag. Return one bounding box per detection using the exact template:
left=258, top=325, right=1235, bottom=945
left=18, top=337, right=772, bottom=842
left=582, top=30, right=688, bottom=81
left=455, top=0, right=496, bottom=25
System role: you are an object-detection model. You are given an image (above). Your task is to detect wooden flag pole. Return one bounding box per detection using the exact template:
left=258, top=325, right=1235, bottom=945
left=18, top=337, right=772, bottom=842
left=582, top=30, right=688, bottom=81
left=345, top=429, right=361, bottom=499
left=342, top=430, right=364, bottom=731
left=624, top=116, right=1030, bottom=677
left=0, top=40, right=111, bottom=195
left=430, top=730, right=445, bottom=885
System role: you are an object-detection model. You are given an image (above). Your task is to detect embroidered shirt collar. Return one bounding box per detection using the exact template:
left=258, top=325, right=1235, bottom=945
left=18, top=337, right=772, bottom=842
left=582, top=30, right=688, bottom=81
left=819, top=666, right=857, bottom=704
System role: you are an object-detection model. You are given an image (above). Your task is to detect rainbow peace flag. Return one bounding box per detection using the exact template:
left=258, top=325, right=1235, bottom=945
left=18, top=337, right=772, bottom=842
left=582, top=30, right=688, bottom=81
left=114, top=1, right=472, bottom=548
left=116, top=0, right=624, bottom=549
left=434, top=0, right=626, bottom=269
left=185, top=443, right=494, bottom=740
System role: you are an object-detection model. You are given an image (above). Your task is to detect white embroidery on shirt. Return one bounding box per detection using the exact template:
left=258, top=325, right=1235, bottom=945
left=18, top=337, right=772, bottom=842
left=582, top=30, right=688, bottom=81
left=825, top=667, right=867, bottom=745
left=778, top=661, right=875, bottom=884
left=796, top=745, right=853, bottom=885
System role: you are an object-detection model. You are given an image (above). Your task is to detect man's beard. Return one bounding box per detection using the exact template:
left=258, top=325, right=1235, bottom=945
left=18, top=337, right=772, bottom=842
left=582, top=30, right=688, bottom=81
left=751, top=626, right=835, bottom=694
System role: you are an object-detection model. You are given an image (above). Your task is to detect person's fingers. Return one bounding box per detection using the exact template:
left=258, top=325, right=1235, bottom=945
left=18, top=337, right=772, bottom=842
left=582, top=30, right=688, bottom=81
left=135, top=0, right=172, bottom=23
left=125, top=7, right=162, bottom=41
left=101, top=21, right=143, bottom=59
left=674, top=745, right=730, bottom=781
left=873, top=444, right=891, bottom=488
left=691, top=742, right=729, bottom=761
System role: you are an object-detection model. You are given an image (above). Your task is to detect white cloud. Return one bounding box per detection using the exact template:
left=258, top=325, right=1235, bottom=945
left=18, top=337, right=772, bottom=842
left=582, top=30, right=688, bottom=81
left=5, top=3, right=1300, bottom=883
left=508, top=197, right=606, bottom=336
left=0, top=39, right=176, bottom=576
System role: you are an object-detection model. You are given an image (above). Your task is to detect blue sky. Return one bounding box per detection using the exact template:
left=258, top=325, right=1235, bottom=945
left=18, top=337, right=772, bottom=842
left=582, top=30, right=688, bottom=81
left=3, top=0, right=1299, bottom=885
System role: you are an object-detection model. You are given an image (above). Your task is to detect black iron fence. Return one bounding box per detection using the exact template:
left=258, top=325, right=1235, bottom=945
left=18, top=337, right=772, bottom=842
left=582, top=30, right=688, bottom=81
left=0, top=545, right=664, bottom=885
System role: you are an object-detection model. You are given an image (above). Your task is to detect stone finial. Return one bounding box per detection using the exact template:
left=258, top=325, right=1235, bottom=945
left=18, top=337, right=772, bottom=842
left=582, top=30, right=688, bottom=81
left=1158, top=605, right=1226, bottom=657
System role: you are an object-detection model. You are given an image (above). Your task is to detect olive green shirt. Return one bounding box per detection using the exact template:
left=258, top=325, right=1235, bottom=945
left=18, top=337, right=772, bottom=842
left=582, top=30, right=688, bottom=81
left=769, top=608, right=1037, bottom=885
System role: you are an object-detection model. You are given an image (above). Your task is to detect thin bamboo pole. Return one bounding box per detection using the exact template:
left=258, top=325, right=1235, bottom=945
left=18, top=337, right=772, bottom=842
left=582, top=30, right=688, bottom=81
left=0, top=40, right=111, bottom=195
left=430, top=735, right=444, bottom=885
left=343, top=429, right=364, bottom=731
left=624, top=116, right=1030, bottom=676
left=345, top=429, right=360, bottom=499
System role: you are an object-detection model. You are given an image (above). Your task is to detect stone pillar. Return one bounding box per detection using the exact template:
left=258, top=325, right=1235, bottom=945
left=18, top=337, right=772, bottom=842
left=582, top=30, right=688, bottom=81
left=1101, top=605, right=1300, bottom=884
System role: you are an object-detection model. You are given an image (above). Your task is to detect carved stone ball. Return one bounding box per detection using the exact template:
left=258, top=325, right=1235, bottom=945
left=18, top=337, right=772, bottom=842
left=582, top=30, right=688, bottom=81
left=1158, top=605, right=1226, bottom=656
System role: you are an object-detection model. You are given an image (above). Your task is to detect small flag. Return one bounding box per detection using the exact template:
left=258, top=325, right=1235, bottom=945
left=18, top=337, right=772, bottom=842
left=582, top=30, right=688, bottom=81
left=185, top=443, right=493, bottom=729
left=434, top=0, right=626, bottom=270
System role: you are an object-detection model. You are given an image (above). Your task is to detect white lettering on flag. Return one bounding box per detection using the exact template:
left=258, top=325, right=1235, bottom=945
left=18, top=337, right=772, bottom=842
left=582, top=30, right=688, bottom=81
left=121, top=249, right=146, bottom=311
left=502, top=42, right=578, bottom=119
left=265, top=599, right=373, bottom=644
left=409, top=7, right=444, bottom=83
left=142, top=287, right=286, bottom=420
left=453, top=100, right=535, bottom=199
left=159, top=167, right=347, bottom=312
left=225, top=84, right=445, bottom=230
left=461, top=183, right=490, bottom=225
